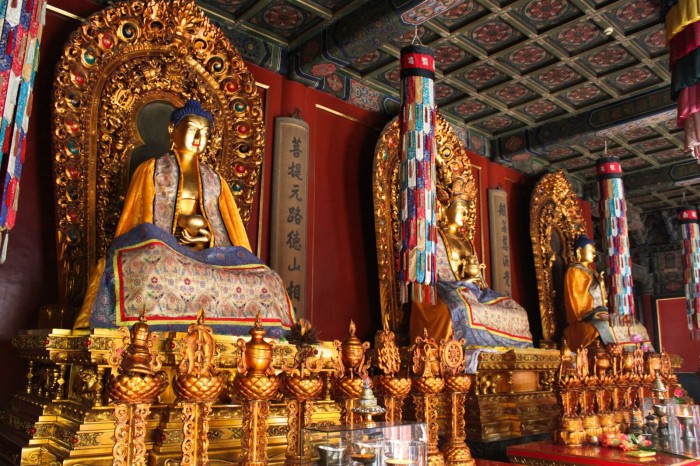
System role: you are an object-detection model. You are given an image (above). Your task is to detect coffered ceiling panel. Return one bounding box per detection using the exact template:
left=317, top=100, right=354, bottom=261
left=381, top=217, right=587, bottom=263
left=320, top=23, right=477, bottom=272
left=195, top=0, right=697, bottom=213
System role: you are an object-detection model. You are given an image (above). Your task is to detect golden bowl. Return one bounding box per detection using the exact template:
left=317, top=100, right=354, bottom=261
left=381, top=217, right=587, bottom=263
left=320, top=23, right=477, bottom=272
left=374, top=375, right=412, bottom=398
left=108, top=372, right=168, bottom=403
left=173, top=374, right=225, bottom=402
left=412, top=376, right=445, bottom=395
left=233, top=374, right=280, bottom=400
left=281, top=374, right=324, bottom=400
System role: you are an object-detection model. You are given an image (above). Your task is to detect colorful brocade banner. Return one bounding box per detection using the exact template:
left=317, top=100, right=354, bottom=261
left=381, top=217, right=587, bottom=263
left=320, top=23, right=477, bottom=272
left=398, top=44, right=438, bottom=305
left=677, top=206, right=700, bottom=338
left=665, top=0, right=700, bottom=159
left=596, top=156, right=635, bottom=324
left=0, top=0, right=46, bottom=262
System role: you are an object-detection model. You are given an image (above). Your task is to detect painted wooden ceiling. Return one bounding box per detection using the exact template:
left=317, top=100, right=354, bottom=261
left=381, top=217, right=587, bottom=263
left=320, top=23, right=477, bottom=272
left=196, top=0, right=695, bottom=214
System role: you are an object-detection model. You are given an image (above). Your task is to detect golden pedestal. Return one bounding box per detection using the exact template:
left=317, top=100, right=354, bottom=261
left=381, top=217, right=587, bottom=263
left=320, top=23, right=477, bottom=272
left=0, top=328, right=341, bottom=465
left=464, top=348, right=560, bottom=442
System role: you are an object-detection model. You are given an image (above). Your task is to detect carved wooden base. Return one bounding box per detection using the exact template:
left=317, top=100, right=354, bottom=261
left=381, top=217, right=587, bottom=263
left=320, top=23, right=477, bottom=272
left=113, top=402, right=152, bottom=466
left=180, top=402, right=212, bottom=466
left=414, top=392, right=444, bottom=466
left=284, top=398, right=316, bottom=466
left=442, top=391, right=475, bottom=466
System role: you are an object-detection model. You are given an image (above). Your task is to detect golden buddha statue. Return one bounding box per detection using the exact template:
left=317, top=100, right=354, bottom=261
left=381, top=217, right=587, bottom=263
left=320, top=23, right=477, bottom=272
left=561, top=234, right=653, bottom=351
left=77, top=100, right=294, bottom=336
left=562, top=234, right=610, bottom=352
left=409, top=192, right=533, bottom=347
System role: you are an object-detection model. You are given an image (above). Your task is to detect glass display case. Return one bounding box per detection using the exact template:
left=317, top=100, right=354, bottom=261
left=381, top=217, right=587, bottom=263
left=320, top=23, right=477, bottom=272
left=301, top=422, right=427, bottom=466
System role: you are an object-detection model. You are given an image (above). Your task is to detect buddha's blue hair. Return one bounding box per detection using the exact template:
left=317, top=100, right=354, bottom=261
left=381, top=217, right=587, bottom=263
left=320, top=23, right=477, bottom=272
left=574, top=234, right=595, bottom=251
left=170, top=99, right=214, bottom=126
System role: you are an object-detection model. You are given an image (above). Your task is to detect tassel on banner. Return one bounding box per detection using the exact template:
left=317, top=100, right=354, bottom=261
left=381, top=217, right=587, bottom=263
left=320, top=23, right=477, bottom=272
left=398, top=44, right=437, bottom=305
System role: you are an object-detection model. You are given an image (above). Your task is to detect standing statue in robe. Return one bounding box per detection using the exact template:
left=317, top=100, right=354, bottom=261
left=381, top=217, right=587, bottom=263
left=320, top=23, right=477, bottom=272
left=76, top=100, right=295, bottom=336
left=409, top=180, right=533, bottom=347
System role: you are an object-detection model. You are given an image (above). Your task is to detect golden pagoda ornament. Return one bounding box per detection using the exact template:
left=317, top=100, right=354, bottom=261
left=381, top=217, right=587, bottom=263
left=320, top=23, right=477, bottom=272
left=331, top=320, right=370, bottom=425
left=374, top=328, right=411, bottom=421
left=230, top=314, right=280, bottom=466
left=107, top=312, right=168, bottom=466
left=173, top=310, right=224, bottom=466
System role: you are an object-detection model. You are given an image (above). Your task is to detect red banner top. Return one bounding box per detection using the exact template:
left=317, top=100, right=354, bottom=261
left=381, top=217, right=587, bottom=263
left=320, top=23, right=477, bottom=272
left=678, top=209, right=699, bottom=221
left=596, top=161, right=622, bottom=176
left=401, top=52, right=435, bottom=73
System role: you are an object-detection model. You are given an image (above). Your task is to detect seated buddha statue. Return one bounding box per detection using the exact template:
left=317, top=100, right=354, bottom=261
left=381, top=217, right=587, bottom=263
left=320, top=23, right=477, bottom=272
left=75, top=100, right=295, bottom=336
left=562, top=234, right=650, bottom=352
left=409, top=192, right=533, bottom=347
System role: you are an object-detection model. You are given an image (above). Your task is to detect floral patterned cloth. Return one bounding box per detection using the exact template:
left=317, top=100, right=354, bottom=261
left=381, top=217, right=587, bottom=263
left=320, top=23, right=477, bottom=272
left=90, top=223, right=295, bottom=337
left=435, top=234, right=533, bottom=347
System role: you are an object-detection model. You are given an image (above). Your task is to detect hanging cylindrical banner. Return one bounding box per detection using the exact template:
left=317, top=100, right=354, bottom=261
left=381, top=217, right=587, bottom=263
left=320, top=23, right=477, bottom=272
left=678, top=206, right=700, bottom=338
left=596, top=156, right=635, bottom=324
left=398, top=44, right=437, bottom=304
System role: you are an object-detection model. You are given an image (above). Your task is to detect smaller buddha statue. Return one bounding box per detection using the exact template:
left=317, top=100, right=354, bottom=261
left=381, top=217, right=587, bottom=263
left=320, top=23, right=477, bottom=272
left=562, top=234, right=609, bottom=352
left=409, top=183, right=533, bottom=347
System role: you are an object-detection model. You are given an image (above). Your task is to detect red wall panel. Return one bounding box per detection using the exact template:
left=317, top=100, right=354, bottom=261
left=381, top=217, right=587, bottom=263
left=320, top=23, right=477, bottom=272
left=655, top=297, right=700, bottom=373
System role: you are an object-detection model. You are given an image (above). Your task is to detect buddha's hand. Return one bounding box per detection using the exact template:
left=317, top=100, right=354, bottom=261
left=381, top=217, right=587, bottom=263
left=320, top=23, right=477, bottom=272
left=591, top=306, right=609, bottom=320
left=176, top=214, right=212, bottom=250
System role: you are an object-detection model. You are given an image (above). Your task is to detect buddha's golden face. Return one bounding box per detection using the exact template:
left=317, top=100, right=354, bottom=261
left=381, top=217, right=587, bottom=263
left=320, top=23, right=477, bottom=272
left=445, top=200, right=469, bottom=229
left=577, top=244, right=596, bottom=263
left=170, top=115, right=210, bottom=156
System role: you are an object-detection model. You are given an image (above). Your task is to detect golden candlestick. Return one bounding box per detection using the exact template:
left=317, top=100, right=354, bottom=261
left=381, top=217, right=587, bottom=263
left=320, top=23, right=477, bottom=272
left=553, top=341, right=585, bottom=446
left=411, top=330, right=445, bottom=466
left=281, top=320, right=324, bottom=466
left=331, top=321, right=370, bottom=425
left=439, top=333, right=475, bottom=466
left=107, top=314, right=168, bottom=466
left=173, top=310, right=224, bottom=466
left=231, top=314, right=280, bottom=466
left=374, top=329, right=411, bottom=422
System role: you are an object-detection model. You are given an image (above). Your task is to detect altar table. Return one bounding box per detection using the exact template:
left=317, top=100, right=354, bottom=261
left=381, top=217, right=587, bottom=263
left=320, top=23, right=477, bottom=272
left=507, top=440, right=700, bottom=465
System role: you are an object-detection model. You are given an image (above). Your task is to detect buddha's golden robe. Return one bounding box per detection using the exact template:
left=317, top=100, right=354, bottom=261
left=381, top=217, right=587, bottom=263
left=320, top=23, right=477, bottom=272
left=116, top=155, right=251, bottom=249
left=563, top=263, right=604, bottom=352
left=75, top=154, right=256, bottom=329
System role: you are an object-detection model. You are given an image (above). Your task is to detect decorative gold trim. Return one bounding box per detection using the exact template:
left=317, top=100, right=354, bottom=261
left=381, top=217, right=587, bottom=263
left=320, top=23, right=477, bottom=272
left=373, top=115, right=477, bottom=332
left=529, top=171, right=587, bottom=345
left=52, top=0, right=265, bottom=308
left=46, top=4, right=85, bottom=21
left=315, top=104, right=382, bottom=129
left=473, top=164, right=486, bottom=275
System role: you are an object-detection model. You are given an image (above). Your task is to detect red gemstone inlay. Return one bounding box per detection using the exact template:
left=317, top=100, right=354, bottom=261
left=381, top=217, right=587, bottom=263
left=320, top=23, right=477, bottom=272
left=102, top=35, right=113, bottom=48
left=237, top=123, right=250, bottom=134
left=235, top=164, right=246, bottom=174
left=73, top=72, right=84, bottom=86
left=66, top=164, right=79, bottom=180
left=226, top=81, right=238, bottom=92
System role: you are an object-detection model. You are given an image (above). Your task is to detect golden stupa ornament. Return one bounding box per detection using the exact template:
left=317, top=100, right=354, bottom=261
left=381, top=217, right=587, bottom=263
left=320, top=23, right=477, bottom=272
left=352, top=377, right=386, bottom=426
left=373, top=328, right=411, bottom=421
left=107, top=313, right=168, bottom=466
left=231, top=314, right=280, bottom=466
left=411, top=329, right=446, bottom=466
left=173, top=310, right=224, bottom=466
left=331, top=320, right=370, bottom=425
